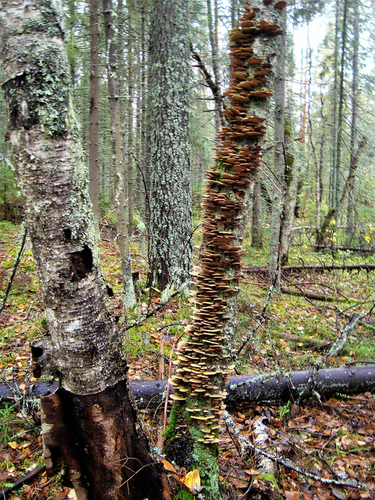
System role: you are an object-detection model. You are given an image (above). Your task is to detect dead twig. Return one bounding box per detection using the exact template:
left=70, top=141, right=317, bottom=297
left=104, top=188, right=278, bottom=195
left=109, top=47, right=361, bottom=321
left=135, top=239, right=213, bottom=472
left=122, top=286, right=186, bottom=332
left=223, top=411, right=363, bottom=490
left=0, top=224, right=28, bottom=315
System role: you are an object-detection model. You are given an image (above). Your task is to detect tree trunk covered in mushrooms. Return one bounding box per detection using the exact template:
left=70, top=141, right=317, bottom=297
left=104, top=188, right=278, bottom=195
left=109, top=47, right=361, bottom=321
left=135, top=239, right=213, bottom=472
left=103, top=0, right=136, bottom=309
left=147, top=0, right=192, bottom=293
left=0, top=2, right=165, bottom=498
left=164, top=5, right=282, bottom=498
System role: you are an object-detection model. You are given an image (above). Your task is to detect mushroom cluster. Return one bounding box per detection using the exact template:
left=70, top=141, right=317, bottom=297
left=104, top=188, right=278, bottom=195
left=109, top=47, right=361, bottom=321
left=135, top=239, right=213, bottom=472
left=170, top=3, right=281, bottom=446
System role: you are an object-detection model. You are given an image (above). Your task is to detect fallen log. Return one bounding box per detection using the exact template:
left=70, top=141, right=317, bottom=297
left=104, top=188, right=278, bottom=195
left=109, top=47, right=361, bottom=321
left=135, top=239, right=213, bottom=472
left=283, top=263, right=375, bottom=273
left=313, top=244, right=375, bottom=254
left=280, top=287, right=344, bottom=302
left=2, top=365, right=375, bottom=409
left=243, top=263, right=375, bottom=274
left=0, top=466, right=45, bottom=498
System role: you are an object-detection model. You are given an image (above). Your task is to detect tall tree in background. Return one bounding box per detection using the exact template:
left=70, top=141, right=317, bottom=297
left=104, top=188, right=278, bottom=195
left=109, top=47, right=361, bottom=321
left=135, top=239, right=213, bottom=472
left=126, top=0, right=134, bottom=235
left=103, top=0, right=136, bottom=308
left=268, top=1, right=286, bottom=283
left=0, top=1, right=165, bottom=497
left=207, top=0, right=225, bottom=135
left=147, top=0, right=192, bottom=292
left=333, top=0, right=348, bottom=208
left=279, top=109, right=298, bottom=265
left=251, top=170, right=263, bottom=248
left=66, top=0, right=78, bottom=86
left=346, top=0, right=359, bottom=236
left=139, top=0, right=148, bottom=261
left=315, top=0, right=367, bottom=246
left=89, top=0, right=100, bottom=226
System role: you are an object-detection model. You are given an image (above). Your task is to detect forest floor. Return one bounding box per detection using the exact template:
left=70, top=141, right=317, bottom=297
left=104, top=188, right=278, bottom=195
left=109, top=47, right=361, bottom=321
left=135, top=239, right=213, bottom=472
left=0, top=220, right=375, bottom=499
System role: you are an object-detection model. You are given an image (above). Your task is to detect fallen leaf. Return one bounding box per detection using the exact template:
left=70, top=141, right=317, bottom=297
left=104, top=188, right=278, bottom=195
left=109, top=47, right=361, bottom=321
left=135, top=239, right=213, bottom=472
left=331, top=488, right=346, bottom=500
left=18, top=442, right=31, bottom=449
left=54, top=489, right=69, bottom=499
left=182, top=469, right=201, bottom=493
left=161, top=459, right=177, bottom=474
left=285, top=492, right=300, bottom=500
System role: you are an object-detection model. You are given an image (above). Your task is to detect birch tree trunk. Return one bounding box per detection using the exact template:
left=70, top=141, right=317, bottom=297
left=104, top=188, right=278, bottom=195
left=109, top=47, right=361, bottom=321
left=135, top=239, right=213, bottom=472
left=147, top=0, right=192, bottom=292
left=0, top=2, right=165, bottom=498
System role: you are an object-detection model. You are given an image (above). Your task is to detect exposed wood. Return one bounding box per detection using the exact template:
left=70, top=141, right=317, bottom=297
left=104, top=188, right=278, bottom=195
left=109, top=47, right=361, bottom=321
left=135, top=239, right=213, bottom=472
left=41, top=382, right=164, bottom=500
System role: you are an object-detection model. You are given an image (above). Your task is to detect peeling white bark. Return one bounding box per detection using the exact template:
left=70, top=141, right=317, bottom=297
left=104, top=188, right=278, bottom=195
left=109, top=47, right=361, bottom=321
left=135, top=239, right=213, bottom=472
left=0, top=0, right=126, bottom=395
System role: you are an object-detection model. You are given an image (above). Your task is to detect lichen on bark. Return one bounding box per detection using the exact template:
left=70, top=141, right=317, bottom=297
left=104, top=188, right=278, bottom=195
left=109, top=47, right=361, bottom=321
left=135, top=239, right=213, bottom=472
left=147, top=0, right=192, bottom=292
left=0, top=0, right=125, bottom=395
left=1, top=2, right=167, bottom=497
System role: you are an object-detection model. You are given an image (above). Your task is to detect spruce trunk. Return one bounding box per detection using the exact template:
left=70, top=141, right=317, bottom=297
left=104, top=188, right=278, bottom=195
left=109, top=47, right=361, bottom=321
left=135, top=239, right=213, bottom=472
left=147, top=0, right=192, bottom=292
